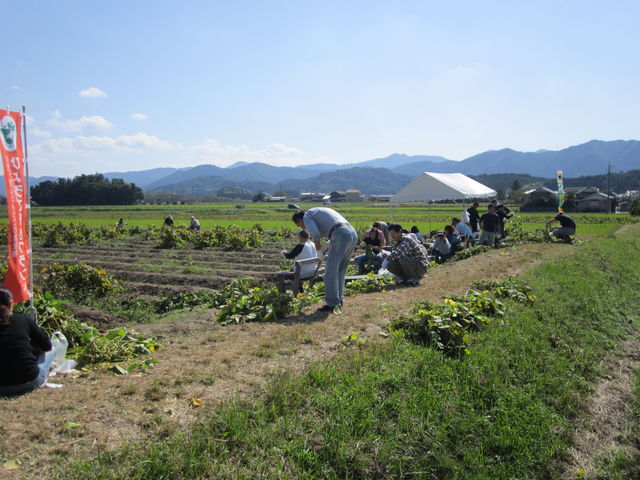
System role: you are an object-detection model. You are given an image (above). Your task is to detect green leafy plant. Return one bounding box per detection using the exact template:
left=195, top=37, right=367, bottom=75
left=39, top=263, right=123, bottom=303
left=391, top=280, right=532, bottom=357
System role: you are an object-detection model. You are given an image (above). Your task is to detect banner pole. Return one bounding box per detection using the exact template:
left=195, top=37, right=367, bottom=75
left=21, top=106, right=35, bottom=317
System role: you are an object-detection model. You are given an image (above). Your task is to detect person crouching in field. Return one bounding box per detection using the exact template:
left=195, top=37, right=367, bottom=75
left=280, top=230, right=318, bottom=292
left=546, top=211, right=576, bottom=243
left=381, top=223, right=429, bottom=286
left=292, top=208, right=358, bottom=312
left=163, top=215, right=174, bottom=227
left=0, top=288, right=60, bottom=396
left=355, top=225, right=386, bottom=274
left=188, top=216, right=201, bottom=232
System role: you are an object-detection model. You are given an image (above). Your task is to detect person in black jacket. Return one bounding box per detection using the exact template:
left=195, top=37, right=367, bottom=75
left=466, top=202, right=480, bottom=233
left=0, top=288, right=55, bottom=396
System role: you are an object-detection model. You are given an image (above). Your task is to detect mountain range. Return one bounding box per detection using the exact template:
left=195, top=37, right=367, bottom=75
left=4, top=139, right=639, bottom=196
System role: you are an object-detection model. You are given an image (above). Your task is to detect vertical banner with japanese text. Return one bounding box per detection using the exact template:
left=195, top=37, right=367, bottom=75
left=556, top=170, right=565, bottom=212
left=0, top=109, right=31, bottom=303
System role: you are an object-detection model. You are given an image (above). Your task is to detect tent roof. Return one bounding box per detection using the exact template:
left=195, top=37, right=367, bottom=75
left=390, top=172, right=496, bottom=202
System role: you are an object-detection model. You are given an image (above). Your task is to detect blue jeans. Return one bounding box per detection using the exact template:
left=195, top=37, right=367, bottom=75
left=324, top=225, right=358, bottom=307
left=355, top=252, right=383, bottom=274
left=0, top=350, right=56, bottom=396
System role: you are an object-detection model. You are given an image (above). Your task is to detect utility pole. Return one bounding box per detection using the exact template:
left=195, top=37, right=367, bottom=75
left=606, top=161, right=614, bottom=213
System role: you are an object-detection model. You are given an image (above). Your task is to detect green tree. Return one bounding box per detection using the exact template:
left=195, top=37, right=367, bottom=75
left=511, top=179, right=521, bottom=192
left=629, top=198, right=640, bottom=216
left=251, top=191, right=267, bottom=202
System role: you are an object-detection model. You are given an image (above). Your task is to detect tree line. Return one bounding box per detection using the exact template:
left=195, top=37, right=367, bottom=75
left=31, top=174, right=143, bottom=206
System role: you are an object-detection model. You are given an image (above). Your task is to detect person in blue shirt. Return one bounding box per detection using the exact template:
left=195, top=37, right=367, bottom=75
left=292, top=208, right=358, bottom=312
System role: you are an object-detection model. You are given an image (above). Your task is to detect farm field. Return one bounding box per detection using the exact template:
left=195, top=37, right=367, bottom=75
left=0, top=205, right=637, bottom=478
left=3, top=201, right=635, bottom=234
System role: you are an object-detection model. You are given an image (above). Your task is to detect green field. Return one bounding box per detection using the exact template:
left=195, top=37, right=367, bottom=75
left=3, top=202, right=635, bottom=235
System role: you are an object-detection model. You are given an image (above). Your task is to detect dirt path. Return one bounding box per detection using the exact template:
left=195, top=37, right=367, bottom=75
left=0, top=243, right=573, bottom=479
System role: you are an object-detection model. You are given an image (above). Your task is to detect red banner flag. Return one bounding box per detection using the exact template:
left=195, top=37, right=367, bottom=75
left=1, top=109, right=31, bottom=303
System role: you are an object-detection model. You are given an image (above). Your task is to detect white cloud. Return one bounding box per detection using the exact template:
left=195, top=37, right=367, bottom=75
left=131, top=113, right=148, bottom=120
left=51, top=110, right=62, bottom=119
left=78, top=87, right=107, bottom=98
left=31, top=132, right=174, bottom=156
left=47, top=115, right=114, bottom=132
left=30, top=128, right=53, bottom=138
left=10, top=85, right=22, bottom=91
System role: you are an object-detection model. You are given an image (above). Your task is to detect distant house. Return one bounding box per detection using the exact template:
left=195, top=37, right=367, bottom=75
left=300, top=192, right=327, bottom=202
left=369, top=194, right=393, bottom=202
left=575, top=192, right=615, bottom=212
left=345, top=189, right=365, bottom=202
left=520, top=187, right=558, bottom=212
left=329, top=190, right=347, bottom=202
left=565, top=186, right=600, bottom=200
left=265, top=195, right=286, bottom=202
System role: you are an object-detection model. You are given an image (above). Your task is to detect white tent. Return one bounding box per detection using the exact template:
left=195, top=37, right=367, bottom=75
left=390, top=172, right=496, bottom=202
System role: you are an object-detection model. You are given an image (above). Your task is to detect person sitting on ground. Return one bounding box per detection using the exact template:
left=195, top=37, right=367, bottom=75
left=373, top=221, right=390, bottom=245
left=163, top=215, right=174, bottom=227
left=546, top=211, right=576, bottom=242
left=444, top=224, right=461, bottom=255
left=410, top=226, right=423, bottom=244
left=355, top=226, right=386, bottom=274
left=431, top=230, right=452, bottom=263
left=280, top=230, right=319, bottom=292
left=188, top=216, right=201, bottom=232
left=380, top=223, right=429, bottom=286
left=466, top=202, right=480, bottom=233
left=0, top=288, right=60, bottom=396
left=452, top=217, right=473, bottom=245
left=116, top=218, right=125, bottom=228
left=478, top=204, right=500, bottom=247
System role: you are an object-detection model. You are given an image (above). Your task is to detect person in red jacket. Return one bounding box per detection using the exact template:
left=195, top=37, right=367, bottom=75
left=0, top=288, right=55, bottom=396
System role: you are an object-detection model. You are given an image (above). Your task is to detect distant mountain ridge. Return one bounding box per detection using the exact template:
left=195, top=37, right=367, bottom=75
left=9, top=139, right=640, bottom=196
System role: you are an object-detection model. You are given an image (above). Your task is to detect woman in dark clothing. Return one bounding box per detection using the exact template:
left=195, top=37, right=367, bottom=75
left=0, top=288, right=54, bottom=396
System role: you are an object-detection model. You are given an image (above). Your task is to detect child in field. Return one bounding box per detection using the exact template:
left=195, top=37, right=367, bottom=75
left=279, top=230, right=319, bottom=292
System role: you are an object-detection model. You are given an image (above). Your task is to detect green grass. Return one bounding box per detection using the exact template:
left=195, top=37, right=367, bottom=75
left=63, top=225, right=640, bottom=479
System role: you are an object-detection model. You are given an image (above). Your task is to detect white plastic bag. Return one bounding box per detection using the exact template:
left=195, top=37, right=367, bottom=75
left=50, top=332, right=68, bottom=370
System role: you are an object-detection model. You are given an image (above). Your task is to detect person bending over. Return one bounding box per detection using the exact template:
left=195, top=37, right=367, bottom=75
left=0, top=288, right=58, bottom=396
left=163, top=215, right=174, bottom=227
left=355, top=226, right=386, bottom=274
left=381, top=223, right=429, bottom=286
left=452, top=217, right=473, bottom=245
left=292, top=208, right=358, bottom=312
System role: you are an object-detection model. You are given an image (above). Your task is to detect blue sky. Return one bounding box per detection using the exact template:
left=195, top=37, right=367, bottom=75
left=4, top=0, right=640, bottom=177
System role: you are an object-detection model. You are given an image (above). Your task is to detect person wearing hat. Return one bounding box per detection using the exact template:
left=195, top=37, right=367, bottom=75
left=381, top=223, right=429, bottom=286
left=478, top=204, right=500, bottom=247
left=163, top=215, right=174, bottom=227
left=292, top=208, right=358, bottom=312
left=188, top=216, right=201, bottom=231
